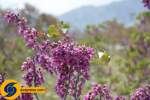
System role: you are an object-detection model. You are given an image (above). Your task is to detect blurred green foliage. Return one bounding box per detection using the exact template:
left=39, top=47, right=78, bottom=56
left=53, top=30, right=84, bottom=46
left=78, top=11, right=150, bottom=97
left=0, top=33, right=32, bottom=79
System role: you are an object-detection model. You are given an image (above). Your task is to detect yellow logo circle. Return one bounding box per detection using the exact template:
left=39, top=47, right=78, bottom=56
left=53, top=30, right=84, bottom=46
left=0, top=79, right=21, bottom=100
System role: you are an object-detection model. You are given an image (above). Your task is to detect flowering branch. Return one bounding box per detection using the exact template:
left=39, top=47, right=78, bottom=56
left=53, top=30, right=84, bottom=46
left=84, top=83, right=112, bottom=100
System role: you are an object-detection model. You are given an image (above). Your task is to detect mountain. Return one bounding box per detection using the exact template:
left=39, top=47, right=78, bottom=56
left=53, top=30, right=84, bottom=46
left=58, top=0, right=147, bottom=30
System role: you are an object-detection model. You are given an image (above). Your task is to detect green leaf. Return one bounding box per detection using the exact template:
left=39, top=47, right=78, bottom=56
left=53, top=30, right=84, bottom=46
left=47, top=25, right=61, bottom=38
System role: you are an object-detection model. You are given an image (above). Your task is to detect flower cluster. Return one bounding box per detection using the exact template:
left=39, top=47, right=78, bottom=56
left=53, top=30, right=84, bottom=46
left=4, top=11, right=45, bottom=87
left=143, top=0, right=150, bottom=9
left=115, top=96, right=126, bottom=100
left=84, top=83, right=112, bottom=100
left=4, top=11, right=38, bottom=48
left=51, top=38, right=93, bottom=78
left=21, top=57, right=44, bottom=86
left=52, top=38, right=94, bottom=99
left=130, top=85, right=150, bottom=100
left=35, top=40, right=55, bottom=74
left=17, top=93, right=33, bottom=100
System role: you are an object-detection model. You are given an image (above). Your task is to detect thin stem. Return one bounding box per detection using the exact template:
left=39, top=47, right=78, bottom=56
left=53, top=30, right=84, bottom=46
left=33, top=57, right=40, bottom=100
left=34, top=93, right=40, bottom=100
left=64, top=75, right=71, bottom=100
left=73, top=74, right=80, bottom=100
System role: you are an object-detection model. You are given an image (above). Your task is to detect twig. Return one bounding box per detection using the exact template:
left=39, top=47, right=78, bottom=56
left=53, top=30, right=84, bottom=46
left=73, top=74, right=80, bottom=100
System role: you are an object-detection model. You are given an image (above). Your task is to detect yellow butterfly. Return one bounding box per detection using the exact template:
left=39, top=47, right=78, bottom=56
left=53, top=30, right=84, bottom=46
left=98, top=51, right=111, bottom=64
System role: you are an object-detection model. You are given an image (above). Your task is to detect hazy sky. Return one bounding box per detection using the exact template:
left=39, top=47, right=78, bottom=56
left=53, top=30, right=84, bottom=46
left=0, top=0, right=122, bottom=16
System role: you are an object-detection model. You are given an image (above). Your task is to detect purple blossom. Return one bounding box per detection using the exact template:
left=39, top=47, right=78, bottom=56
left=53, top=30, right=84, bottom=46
left=22, top=28, right=37, bottom=48
left=130, top=85, right=150, bottom=100
left=21, top=57, right=35, bottom=71
left=4, top=11, right=38, bottom=48
left=23, top=71, right=34, bottom=86
left=34, top=68, right=45, bottom=86
left=35, top=40, right=54, bottom=74
left=51, top=38, right=93, bottom=78
left=23, top=67, right=44, bottom=86
left=55, top=74, right=69, bottom=98
left=36, top=54, right=53, bottom=74
left=0, top=95, right=5, bottom=100
left=0, top=73, right=5, bottom=100
left=35, top=40, right=53, bottom=53
left=22, top=57, right=44, bottom=86
left=70, top=77, right=86, bottom=98
left=55, top=74, right=85, bottom=99
left=115, top=96, right=126, bottom=100
left=51, top=38, right=94, bottom=99
left=36, top=37, right=93, bottom=99
left=17, top=93, right=33, bottom=100
left=0, top=73, right=5, bottom=85
left=84, top=83, right=112, bottom=100
left=4, top=11, right=18, bottom=23
left=143, top=0, right=150, bottom=9
left=16, top=17, right=27, bottom=27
